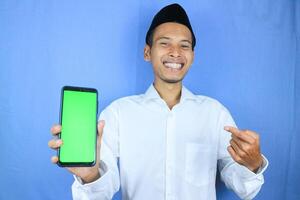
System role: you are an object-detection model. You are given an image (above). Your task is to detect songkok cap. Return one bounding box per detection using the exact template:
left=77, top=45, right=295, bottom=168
left=145, top=3, right=196, bottom=49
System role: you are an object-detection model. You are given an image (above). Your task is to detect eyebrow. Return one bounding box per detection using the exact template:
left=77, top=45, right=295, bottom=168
left=156, top=36, right=171, bottom=41
left=180, top=40, right=192, bottom=45
left=156, top=37, right=192, bottom=44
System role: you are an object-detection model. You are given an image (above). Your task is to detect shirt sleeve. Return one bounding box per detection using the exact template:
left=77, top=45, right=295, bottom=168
left=71, top=103, right=121, bottom=200
left=217, top=107, right=268, bottom=200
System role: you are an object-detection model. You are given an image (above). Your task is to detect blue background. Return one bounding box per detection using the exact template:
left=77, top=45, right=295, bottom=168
left=0, top=1, right=299, bottom=199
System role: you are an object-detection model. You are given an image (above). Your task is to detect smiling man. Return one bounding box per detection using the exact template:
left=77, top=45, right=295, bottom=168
left=49, top=3, right=268, bottom=200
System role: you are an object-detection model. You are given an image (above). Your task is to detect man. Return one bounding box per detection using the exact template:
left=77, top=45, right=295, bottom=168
left=49, top=4, right=268, bottom=200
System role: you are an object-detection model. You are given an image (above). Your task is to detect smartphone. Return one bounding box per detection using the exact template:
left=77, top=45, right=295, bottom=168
left=58, top=86, right=98, bottom=167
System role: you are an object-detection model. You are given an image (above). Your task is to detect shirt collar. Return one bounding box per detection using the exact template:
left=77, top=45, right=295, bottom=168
left=143, top=84, right=197, bottom=102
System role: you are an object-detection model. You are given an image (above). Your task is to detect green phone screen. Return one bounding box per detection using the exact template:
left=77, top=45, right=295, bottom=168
left=59, top=87, right=97, bottom=165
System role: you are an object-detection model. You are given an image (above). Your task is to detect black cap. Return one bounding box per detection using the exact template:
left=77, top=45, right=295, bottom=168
left=145, top=3, right=196, bottom=49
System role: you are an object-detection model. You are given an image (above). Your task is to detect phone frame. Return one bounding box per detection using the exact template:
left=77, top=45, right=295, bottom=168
left=57, top=85, right=98, bottom=167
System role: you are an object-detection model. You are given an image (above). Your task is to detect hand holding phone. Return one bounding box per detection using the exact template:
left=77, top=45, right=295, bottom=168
left=49, top=121, right=105, bottom=183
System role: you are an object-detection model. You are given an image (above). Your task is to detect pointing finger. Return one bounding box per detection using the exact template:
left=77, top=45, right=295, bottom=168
left=224, top=126, right=240, bottom=135
left=224, top=126, right=255, bottom=142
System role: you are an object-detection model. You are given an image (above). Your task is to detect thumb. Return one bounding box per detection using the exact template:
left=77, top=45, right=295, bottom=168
left=97, top=120, right=105, bottom=138
left=96, top=120, right=105, bottom=164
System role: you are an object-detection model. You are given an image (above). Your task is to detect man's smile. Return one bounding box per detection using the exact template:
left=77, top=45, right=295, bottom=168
left=163, top=62, right=183, bottom=69
left=162, top=60, right=185, bottom=70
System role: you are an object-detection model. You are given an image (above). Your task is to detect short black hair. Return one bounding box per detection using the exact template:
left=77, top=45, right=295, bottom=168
left=145, top=4, right=196, bottom=50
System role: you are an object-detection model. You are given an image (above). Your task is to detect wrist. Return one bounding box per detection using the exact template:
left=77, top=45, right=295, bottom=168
left=81, top=169, right=100, bottom=184
left=249, top=157, right=263, bottom=173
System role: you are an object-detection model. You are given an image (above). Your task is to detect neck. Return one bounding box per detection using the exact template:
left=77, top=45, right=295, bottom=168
left=153, top=79, right=182, bottom=109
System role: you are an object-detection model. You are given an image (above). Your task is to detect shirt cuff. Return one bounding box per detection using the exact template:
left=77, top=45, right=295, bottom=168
left=236, top=154, right=268, bottom=180
left=255, top=154, right=268, bottom=175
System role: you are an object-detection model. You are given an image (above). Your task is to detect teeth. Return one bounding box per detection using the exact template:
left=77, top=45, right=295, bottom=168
left=164, top=62, right=182, bottom=69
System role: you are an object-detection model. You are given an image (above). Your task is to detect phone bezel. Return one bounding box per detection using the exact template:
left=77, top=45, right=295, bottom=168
left=57, top=85, right=98, bottom=167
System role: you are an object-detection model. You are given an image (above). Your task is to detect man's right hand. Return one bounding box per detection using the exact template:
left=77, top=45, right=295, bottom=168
left=48, top=120, right=105, bottom=184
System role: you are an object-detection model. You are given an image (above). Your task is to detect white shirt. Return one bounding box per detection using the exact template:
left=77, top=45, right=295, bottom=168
left=72, top=85, right=268, bottom=200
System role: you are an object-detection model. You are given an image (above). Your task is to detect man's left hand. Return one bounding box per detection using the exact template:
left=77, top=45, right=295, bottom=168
left=224, top=126, right=263, bottom=173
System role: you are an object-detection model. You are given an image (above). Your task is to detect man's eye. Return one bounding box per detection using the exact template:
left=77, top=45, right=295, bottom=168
left=160, top=42, right=168, bottom=46
left=181, top=45, right=191, bottom=49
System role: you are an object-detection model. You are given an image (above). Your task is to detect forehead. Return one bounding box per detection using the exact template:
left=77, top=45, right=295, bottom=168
left=152, top=22, right=192, bottom=42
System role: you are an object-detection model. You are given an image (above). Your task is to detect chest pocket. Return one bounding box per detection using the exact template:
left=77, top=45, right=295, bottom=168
left=184, top=143, right=216, bottom=187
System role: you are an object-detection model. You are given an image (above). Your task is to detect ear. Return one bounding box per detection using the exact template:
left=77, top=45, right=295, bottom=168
left=144, top=45, right=151, bottom=62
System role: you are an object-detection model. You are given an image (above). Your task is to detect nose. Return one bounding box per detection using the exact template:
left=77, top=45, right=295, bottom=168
left=169, top=45, right=181, bottom=57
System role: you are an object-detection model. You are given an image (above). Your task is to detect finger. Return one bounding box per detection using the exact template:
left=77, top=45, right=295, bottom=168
left=231, top=135, right=251, bottom=146
left=224, top=126, right=255, bottom=143
left=224, top=126, right=241, bottom=135
left=230, top=139, right=247, bottom=158
left=227, top=146, right=244, bottom=165
left=50, top=125, right=62, bottom=135
left=96, top=120, right=105, bottom=163
left=48, top=139, right=63, bottom=149
left=51, top=156, right=59, bottom=164
left=230, top=138, right=242, bottom=151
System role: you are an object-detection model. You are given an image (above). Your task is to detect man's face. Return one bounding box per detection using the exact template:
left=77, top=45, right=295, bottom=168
left=144, top=22, right=194, bottom=84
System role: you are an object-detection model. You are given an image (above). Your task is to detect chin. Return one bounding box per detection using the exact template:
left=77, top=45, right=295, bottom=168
left=162, top=78, right=184, bottom=84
